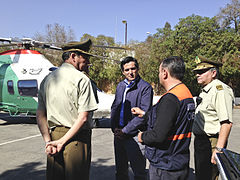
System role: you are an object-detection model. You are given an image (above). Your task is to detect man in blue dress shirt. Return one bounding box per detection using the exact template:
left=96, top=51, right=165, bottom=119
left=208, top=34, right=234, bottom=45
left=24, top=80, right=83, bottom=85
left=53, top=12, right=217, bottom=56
left=111, top=56, right=153, bottom=180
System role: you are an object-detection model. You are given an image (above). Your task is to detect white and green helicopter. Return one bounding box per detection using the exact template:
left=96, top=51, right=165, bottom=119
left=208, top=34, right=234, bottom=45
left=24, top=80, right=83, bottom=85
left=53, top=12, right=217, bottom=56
left=1, top=38, right=148, bottom=127
left=0, top=38, right=60, bottom=116
left=0, top=37, right=125, bottom=120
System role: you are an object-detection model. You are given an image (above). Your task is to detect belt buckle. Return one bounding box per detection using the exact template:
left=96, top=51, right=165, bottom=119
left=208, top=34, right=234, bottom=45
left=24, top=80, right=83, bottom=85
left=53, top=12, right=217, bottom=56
left=49, top=126, right=56, bottom=133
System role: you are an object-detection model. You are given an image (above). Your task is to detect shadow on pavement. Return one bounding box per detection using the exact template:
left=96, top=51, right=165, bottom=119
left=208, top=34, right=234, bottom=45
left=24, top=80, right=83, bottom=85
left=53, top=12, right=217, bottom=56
left=0, top=162, right=45, bottom=180
left=0, top=160, right=195, bottom=180
left=0, top=159, right=116, bottom=180
left=90, top=158, right=115, bottom=179
left=0, top=113, right=36, bottom=125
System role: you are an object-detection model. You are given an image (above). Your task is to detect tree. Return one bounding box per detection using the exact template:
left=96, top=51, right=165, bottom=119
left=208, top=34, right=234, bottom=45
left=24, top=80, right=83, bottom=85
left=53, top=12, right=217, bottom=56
left=217, top=0, right=240, bottom=33
left=221, top=52, right=240, bottom=95
left=30, top=12, right=240, bottom=96
left=81, top=34, right=127, bottom=92
left=35, top=23, right=75, bottom=45
left=151, top=16, right=211, bottom=94
left=150, top=15, right=240, bottom=96
left=33, top=23, right=76, bottom=66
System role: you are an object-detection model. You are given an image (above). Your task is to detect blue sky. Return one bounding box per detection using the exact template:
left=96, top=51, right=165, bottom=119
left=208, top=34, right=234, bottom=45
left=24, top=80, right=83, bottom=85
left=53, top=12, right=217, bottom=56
left=0, top=0, right=231, bottom=44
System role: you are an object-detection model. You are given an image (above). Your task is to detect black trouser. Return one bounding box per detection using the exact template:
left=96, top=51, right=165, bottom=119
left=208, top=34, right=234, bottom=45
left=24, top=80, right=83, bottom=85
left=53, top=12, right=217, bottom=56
left=114, top=135, right=147, bottom=180
left=149, top=165, right=189, bottom=180
left=194, top=134, right=220, bottom=180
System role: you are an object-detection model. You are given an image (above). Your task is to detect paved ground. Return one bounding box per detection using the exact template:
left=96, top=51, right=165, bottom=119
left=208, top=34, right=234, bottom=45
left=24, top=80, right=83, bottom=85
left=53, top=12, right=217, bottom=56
left=0, top=109, right=239, bottom=180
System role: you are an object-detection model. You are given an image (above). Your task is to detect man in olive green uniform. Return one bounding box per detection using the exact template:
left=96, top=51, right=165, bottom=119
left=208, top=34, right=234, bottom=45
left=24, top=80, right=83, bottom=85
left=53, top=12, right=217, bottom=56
left=193, top=55, right=234, bottom=180
left=37, top=39, right=98, bottom=180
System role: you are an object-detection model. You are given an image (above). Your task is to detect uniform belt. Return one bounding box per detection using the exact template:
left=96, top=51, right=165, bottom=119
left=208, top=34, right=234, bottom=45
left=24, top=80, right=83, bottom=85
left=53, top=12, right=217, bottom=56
left=50, top=125, right=91, bottom=143
left=50, top=124, right=91, bottom=134
left=49, top=125, right=70, bottom=132
left=50, top=125, right=69, bottom=129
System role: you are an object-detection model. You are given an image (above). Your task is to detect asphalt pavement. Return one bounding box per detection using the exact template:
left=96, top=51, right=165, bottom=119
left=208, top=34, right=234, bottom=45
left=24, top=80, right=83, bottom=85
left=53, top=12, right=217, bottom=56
left=0, top=109, right=239, bottom=180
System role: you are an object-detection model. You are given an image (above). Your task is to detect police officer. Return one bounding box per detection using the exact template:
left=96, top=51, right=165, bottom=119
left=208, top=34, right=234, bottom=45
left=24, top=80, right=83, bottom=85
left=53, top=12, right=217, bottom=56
left=193, top=55, right=234, bottom=180
left=37, top=39, right=98, bottom=180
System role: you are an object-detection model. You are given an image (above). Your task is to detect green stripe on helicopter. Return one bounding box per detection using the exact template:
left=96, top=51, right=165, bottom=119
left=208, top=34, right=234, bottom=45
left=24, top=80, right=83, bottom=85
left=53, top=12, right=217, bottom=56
left=0, top=64, right=38, bottom=116
left=0, top=54, right=12, bottom=64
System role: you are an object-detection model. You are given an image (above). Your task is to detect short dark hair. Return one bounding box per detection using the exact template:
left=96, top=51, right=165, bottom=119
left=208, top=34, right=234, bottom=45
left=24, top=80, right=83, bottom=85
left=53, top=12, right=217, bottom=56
left=120, top=56, right=139, bottom=71
left=161, top=56, right=185, bottom=81
left=209, top=67, right=219, bottom=79
left=62, top=51, right=83, bottom=61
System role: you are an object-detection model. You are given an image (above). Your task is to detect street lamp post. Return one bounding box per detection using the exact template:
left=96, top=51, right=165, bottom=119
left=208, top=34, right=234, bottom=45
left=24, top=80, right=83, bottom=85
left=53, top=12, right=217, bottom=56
left=122, top=20, right=127, bottom=46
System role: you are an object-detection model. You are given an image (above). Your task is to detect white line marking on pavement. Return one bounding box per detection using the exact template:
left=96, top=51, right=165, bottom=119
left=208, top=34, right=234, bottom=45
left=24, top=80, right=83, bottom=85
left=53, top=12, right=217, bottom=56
left=0, top=134, right=41, bottom=146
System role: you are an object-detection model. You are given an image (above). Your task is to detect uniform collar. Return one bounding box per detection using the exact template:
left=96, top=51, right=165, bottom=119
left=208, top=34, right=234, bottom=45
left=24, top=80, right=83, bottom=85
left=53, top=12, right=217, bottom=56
left=62, top=62, right=76, bottom=69
left=61, top=62, right=87, bottom=76
left=202, top=79, right=217, bottom=93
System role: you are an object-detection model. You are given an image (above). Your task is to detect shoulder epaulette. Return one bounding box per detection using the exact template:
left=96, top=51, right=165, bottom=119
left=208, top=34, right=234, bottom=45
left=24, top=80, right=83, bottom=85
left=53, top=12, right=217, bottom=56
left=216, top=85, right=223, bottom=90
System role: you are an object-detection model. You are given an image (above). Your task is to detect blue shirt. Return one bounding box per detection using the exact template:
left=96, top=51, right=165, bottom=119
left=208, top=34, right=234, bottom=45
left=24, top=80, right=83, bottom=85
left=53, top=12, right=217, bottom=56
left=111, top=76, right=153, bottom=135
left=119, top=79, right=135, bottom=126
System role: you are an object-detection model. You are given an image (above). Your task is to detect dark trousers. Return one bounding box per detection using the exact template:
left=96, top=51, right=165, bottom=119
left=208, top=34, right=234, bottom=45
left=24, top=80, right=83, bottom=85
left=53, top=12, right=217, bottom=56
left=149, top=165, right=188, bottom=180
left=194, top=134, right=219, bottom=180
left=47, top=127, right=92, bottom=180
left=114, top=136, right=147, bottom=180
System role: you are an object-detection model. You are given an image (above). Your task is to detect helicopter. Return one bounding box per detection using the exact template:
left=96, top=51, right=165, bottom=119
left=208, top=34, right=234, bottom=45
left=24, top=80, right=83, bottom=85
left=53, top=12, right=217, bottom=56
left=0, top=37, right=160, bottom=127
left=0, top=37, right=61, bottom=116
left=0, top=37, right=131, bottom=121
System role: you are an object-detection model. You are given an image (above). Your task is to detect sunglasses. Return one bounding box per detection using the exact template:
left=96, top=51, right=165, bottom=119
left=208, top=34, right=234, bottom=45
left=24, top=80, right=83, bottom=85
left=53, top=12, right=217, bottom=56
left=81, top=54, right=90, bottom=59
left=194, top=68, right=211, bottom=75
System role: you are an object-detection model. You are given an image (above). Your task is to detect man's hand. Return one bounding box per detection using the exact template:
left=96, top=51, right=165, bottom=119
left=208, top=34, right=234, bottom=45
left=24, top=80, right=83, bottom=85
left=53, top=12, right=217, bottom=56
left=114, top=128, right=127, bottom=140
left=212, top=149, right=222, bottom=164
left=45, top=144, right=58, bottom=156
left=46, top=139, right=65, bottom=154
left=138, top=131, right=143, bottom=143
left=131, top=107, right=145, bottom=117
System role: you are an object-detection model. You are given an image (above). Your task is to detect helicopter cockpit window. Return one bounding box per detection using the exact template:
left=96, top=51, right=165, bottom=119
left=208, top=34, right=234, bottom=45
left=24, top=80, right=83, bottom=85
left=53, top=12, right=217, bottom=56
left=7, top=80, right=14, bottom=95
left=17, top=80, right=38, bottom=97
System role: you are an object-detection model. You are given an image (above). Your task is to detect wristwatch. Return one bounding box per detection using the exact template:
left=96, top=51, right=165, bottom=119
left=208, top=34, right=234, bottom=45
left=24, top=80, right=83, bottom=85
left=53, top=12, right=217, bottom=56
left=215, top=147, right=223, bottom=152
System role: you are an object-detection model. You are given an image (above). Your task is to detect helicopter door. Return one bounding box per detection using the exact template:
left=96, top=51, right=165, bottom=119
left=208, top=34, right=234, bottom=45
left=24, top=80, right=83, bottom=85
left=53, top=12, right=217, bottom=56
left=16, top=79, right=38, bottom=115
left=0, top=64, right=20, bottom=114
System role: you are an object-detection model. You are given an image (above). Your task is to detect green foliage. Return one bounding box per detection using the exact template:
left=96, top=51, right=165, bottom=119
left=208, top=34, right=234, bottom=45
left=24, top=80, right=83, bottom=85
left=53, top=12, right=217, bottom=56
left=0, top=47, right=11, bottom=53
left=135, top=14, right=240, bottom=96
left=33, top=27, right=127, bottom=92
left=84, top=34, right=126, bottom=92
left=30, top=2, right=240, bottom=96
left=221, top=52, right=240, bottom=95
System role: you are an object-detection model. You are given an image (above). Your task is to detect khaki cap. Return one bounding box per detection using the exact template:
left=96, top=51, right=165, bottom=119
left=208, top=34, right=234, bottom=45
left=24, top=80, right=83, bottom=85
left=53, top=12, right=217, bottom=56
left=61, top=39, right=94, bottom=56
left=193, top=55, right=223, bottom=71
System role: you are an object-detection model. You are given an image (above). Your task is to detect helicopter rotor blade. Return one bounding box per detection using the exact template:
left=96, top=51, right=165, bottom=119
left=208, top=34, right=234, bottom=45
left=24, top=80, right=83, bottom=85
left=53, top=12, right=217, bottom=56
left=92, top=45, right=127, bottom=50
left=0, top=37, right=12, bottom=42
left=21, top=38, right=33, bottom=42
left=0, top=43, right=20, bottom=47
left=42, top=44, right=62, bottom=50
left=0, top=37, right=63, bottom=50
left=0, top=37, right=131, bottom=58
left=0, top=42, right=24, bottom=48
